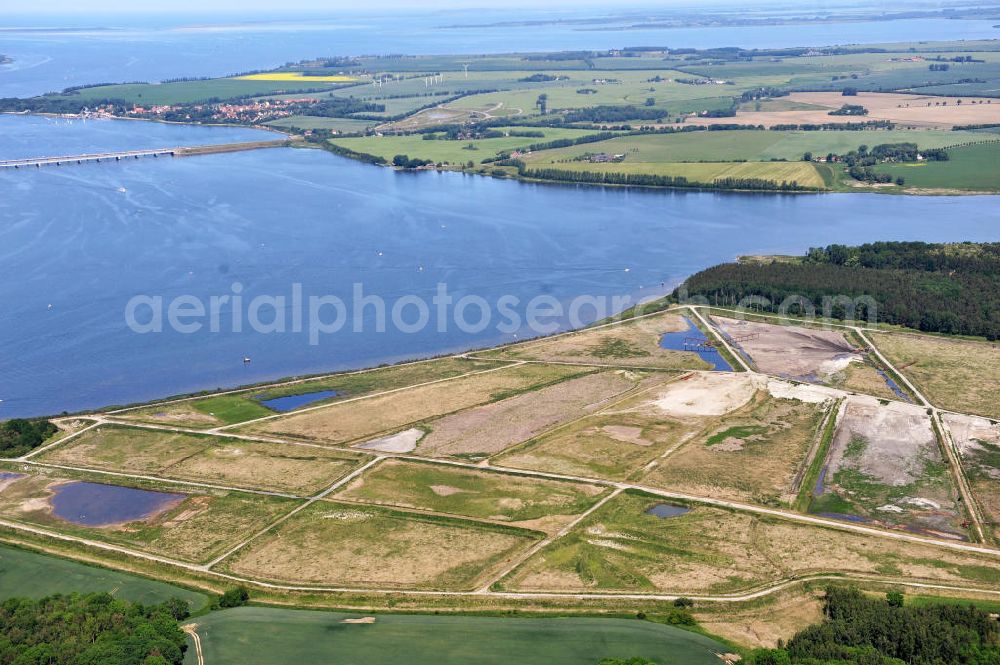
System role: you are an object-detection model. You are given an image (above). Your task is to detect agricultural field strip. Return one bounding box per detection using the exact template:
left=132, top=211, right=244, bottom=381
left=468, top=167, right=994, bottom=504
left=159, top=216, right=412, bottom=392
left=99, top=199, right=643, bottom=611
left=202, top=455, right=387, bottom=570
left=211, top=361, right=529, bottom=432
left=475, top=488, right=625, bottom=593
left=4, top=516, right=1000, bottom=604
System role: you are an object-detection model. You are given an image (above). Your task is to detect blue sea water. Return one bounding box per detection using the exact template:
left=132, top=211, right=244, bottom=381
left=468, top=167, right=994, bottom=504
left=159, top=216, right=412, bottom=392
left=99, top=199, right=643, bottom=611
left=1, top=11, right=997, bottom=98
left=1, top=118, right=999, bottom=417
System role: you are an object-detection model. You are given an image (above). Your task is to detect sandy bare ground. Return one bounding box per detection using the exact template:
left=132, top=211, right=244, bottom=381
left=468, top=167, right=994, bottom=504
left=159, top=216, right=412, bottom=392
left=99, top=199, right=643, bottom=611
left=355, top=428, right=424, bottom=453
left=688, top=92, right=1000, bottom=129
left=714, top=317, right=862, bottom=382
left=649, top=372, right=759, bottom=417
left=945, top=413, right=1000, bottom=467
left=828, top=397, right=937, bottom=488
left=943, top=413, right=1000, bottom=540
left=415, top=371, right=641, bottom=457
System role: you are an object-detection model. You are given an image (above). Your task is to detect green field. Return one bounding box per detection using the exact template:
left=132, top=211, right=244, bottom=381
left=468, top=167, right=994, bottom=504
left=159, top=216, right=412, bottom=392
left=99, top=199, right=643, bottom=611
left=525, top=129, right=982, bottom=164
left=329, top=127, right=602, bottom=164
left=0, top=544, right=208, bottom=610
left=527, top=160, right=826, bottom=189
left=185, top=607, right=727, bottom=665
left=877, top=142, right=1000, bottom=191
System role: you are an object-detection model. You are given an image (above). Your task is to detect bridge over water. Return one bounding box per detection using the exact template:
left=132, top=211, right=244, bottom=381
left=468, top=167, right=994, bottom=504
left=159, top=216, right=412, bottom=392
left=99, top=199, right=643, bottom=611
left=0, top=138, right=293, bottom=169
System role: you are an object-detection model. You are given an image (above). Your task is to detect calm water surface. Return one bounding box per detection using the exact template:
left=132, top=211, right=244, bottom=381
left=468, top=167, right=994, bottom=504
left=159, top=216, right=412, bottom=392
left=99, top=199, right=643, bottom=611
left=49, top=481, right=186, bottom=527
left=1, top=12, right=997, bottom=97
left=1, top=117, right=999, bottom=417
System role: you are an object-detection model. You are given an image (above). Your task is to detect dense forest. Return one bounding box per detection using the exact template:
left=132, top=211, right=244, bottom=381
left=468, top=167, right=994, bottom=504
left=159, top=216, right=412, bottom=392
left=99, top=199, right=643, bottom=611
left=0, top=593, right=189, bottom=665
left=678, top=242, right=1000, bottom=339
left=0, top=419, right=57, bottom=457
left=747, top=587, right=1000, bottom=665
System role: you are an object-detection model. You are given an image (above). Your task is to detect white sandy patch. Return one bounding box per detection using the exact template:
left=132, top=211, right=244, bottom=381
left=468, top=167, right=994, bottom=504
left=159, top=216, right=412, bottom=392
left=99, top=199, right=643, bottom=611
left=904, top=497, right=941, bottom=510
left=877, top=504, right=905, bottom=514
left=430, top=485, right=464, bottom=497
left=341, top=617, right=376, bottom=624
left=355, top=428, right=424, bottom=453
left=765, top=379, right=843, bottom=404
left=321, top=509, right=374, bottom=522
left=650, top=373, right=759, bottom=417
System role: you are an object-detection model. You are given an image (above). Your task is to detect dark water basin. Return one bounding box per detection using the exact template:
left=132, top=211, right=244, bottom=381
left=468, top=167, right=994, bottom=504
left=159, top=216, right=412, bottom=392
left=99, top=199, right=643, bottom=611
left=257, top=390, right=339, bottom=412
left=49, top=481, right=186, bottom=527
left=0, top=472, right=25, bottom=482
left=645, top=503, right=691, bottom=519
left=816, top=512, right=872, bottom=524
left=659, top=317, right=733, bottom=372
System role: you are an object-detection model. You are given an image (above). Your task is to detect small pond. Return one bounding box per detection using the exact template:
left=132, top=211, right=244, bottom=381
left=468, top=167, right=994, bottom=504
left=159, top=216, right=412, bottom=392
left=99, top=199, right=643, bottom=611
left=645, top=503, right=691, bottom=519
left=257, top=390, right=339, bottom=412
left=0, top=472, right=25, bottom=483
left=49, top=482, right=186, bottom=527
left=659, top=317, right=733, bottom=372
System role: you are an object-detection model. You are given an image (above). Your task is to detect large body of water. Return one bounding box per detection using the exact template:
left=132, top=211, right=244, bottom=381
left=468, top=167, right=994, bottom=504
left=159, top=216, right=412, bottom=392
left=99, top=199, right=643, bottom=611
left=1, top=116, right=999, bottom=417
left=1, top=11, right=998, bottom=98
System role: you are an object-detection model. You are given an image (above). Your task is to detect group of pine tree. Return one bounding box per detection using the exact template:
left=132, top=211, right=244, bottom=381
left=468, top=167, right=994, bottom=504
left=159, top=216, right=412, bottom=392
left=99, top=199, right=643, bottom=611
left=679, top=241, right=1000, bottom=340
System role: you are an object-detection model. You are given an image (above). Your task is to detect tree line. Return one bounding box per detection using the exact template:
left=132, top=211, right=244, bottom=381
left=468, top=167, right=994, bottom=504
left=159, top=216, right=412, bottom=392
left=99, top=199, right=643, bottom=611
left=747, top=586, right=1000, bottom=665
left=679, top=242, right=1000, bottom=339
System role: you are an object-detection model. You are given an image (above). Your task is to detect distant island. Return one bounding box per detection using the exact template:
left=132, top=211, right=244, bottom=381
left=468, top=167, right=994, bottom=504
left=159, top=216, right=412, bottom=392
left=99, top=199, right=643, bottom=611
left=3, top=40, right=999, bottom=194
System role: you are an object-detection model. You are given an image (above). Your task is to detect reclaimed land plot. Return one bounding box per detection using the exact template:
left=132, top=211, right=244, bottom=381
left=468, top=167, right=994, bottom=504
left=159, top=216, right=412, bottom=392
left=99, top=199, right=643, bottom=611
left=809, top=397, right=967, bottom=540
left=37, top=425, right=366, bottom=495
left=413, top=369, right=652, bottom=460
left=222, top=501, right=541, bottom=590
left=713, top=316, right=899, bottom=399
left=480, top=311, right=710, bottom=370
left=0, top=544, right=208, bottom=610
left=184, top=607, right=727, bottom=665
left=335, top=460, right=609, bottom=531
left=641, top=383, right=830, bottom=507
left=944, top=413, right=1000, bottom=543
left=869, top=331, right=1000, bottom=419
left=241, top=363, right=586, bottom=445
left=501, top=491, right=1000, bottom=595
left=0, top=471, right=298, bottom=564
left=117, top=358, right=502, bottom=428
left=490, top=373, right=746, bottom=481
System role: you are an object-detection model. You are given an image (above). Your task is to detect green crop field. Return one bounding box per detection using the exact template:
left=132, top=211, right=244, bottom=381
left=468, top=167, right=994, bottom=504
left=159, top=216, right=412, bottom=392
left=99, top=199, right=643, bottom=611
left=184, top=607, right=728, bottom=665
left=527, top=160, right=826, bottom=189
left=0, top=544, right=208, bottom=610
left=525, top=129, right=984, bottom=164
left=329, top=127, right=601, bottom=164
left=877, top=142, right=1000, bottom=191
